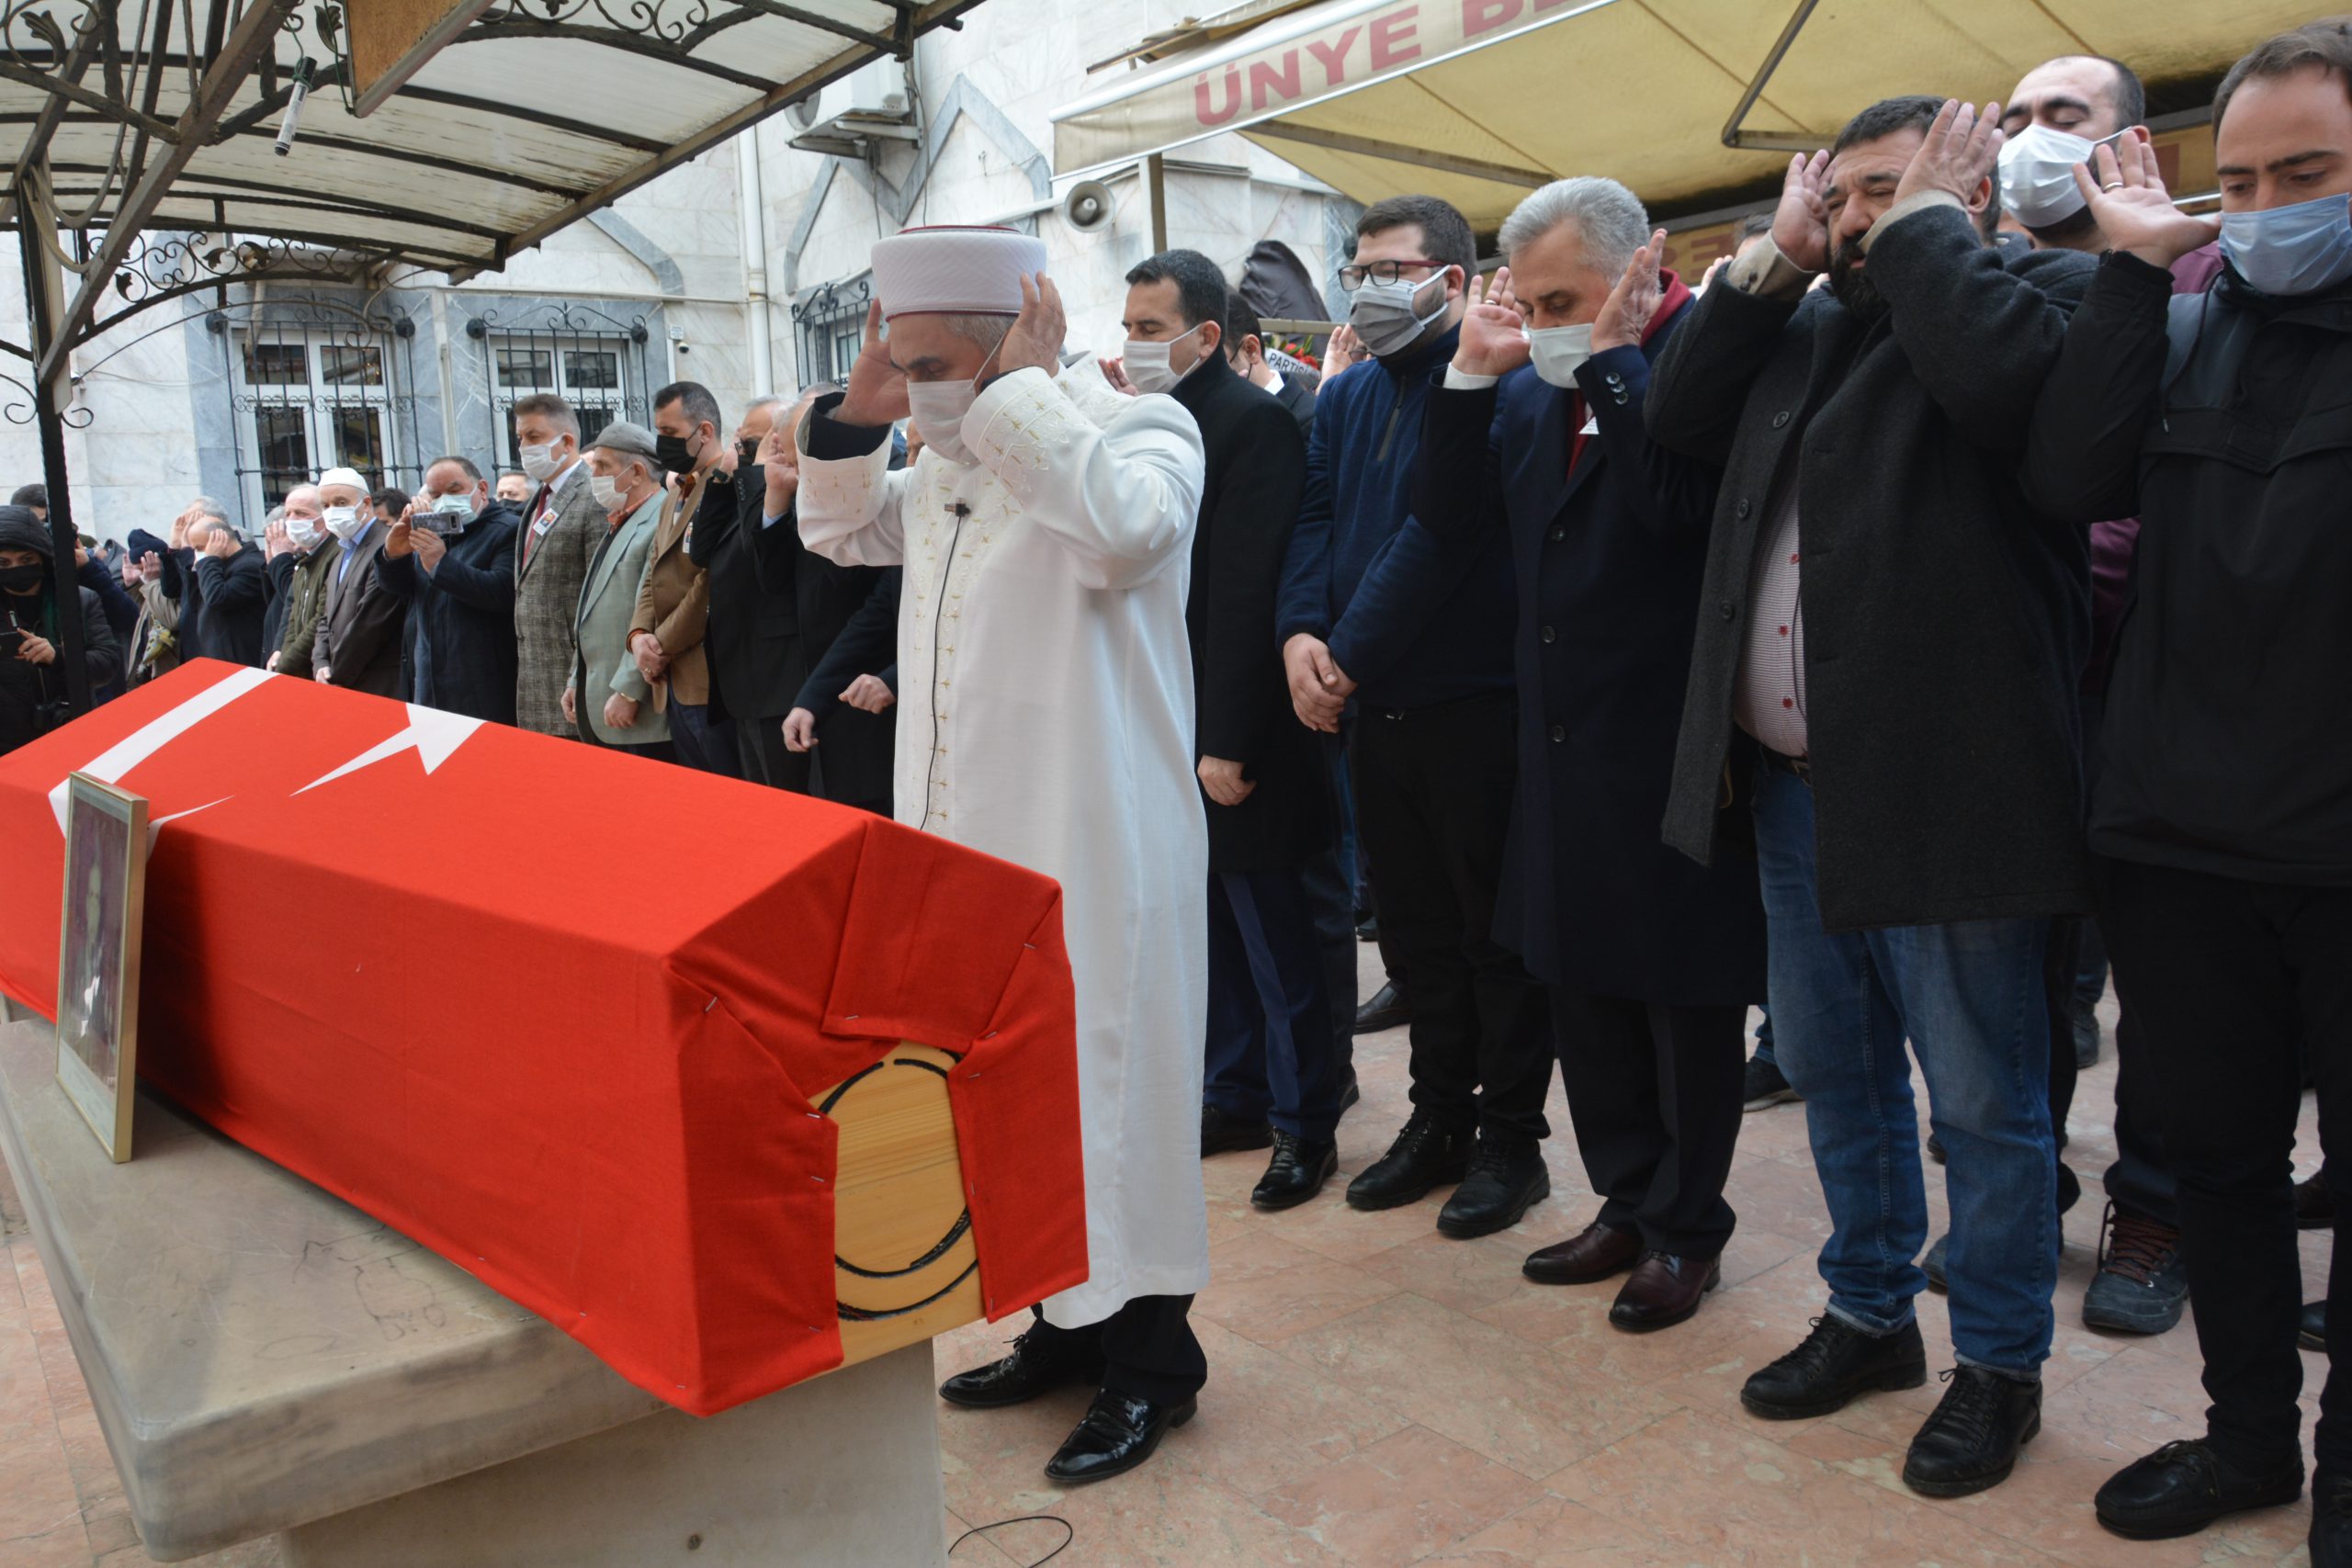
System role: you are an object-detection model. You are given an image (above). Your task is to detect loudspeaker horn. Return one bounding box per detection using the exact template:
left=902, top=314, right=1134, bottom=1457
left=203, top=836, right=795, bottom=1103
left=1061, top=179, right=1116, bottom=232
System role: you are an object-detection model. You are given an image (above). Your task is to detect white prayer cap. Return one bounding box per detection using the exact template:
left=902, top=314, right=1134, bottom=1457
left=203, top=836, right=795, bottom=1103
left=316, top=466, right=368, bottom=492
left=870, top=226, right=1046, bottom=320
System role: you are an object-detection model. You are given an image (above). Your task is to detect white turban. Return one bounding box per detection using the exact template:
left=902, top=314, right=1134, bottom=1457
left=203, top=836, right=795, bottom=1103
left=317, top=466, right=368, bottom=492
left=870, top=226, right=1047, bottom=320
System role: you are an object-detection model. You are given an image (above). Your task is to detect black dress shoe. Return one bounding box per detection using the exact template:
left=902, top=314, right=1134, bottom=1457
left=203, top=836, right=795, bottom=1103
left=2300, top=1173, right=2336, bottom=1231
left=2305, top=1300, right=2328, bottom=1353
left=2313, top=1472, right=2352, bottom=1568
left=1901, top=1366, right=2041, bottom=1497
left=1346, top=1109, right=1471, bottom=1211
left=1201, top=1103, right=1273, bottom=1156
left=1741, top=1315, right=1928, bottom=1421
left=1522, top=1219, right=1642, bottom=1285
left=1252, top=1132, right=1338, bottom=1211
left=1355, top=981, right=1409, bottom=1032
left=1436, top=1133, right=1550, bottom=1238
left=1609, top=1251, right=1722, bottom=1333
left=2093, top=1438, right=2303, bottom=1540
left=1043, top=1390, right=1196, bottom=1484
left=939, top=1328, right=1103, bottom=1409
left=1338, top=1071, right=1362, bottom=1114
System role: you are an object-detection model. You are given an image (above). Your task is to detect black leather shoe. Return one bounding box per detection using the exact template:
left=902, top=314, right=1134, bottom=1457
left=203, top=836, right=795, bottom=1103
left=1609, top=1251, right=1722, bottom=1333
left=1043, top=1391, right=1196, bottom=1484
left=1436, top=1133, right=1550, bottom=1238
left=2312, top=1472, right=2352, bottom=1567
left=939, top=1328, right=1103, bottom=1409
left=1522, top=1219, right=1643, bottom=1285
left=2300, top=1173, right=2336, bottom=1231
left=1355, top=981, right=1408, bottom=1032
left=2094, top=1438, right=2303, bottom=1540
left=1741, top=1315, right=1928, bottom=1421
left=1346, top=1109, right=1472, bottom=1211
left=1901, top=1367, right=2041, bottom=1497
left=1201, top=1103, right=1273, bottom=1156
left=1252, top=1133, right=1338, bottom=1211
left=1338, top=1071, right=1362, bottom=1114
left=2306, top=1300, right=2328, bottom=1353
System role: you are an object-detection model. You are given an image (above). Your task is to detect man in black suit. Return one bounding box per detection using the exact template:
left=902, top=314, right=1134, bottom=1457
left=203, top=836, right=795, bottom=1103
left=746, top=388, right=899, bottom=818
left=1415, top=178, right=1767, bottom=1335
left=687, top=393, right=809, bottom=787
left=1127, top=250, right=1345, bottom=1210
left=1221, top=295, right=1316, bottom=434
left=378, top=457, right=522, bottom=724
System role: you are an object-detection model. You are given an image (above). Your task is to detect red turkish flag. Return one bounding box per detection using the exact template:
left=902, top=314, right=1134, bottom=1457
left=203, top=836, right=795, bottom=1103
left=0, top=661, right=1087, bottom=1415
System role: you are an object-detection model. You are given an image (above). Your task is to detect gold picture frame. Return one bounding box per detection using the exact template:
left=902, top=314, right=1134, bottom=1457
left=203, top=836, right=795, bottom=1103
left=55, top=773, right=148, bottom=1163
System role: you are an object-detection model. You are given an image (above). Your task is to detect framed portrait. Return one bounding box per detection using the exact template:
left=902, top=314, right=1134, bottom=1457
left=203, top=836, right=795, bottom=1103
left=55, top=773, right=148, bottom=1162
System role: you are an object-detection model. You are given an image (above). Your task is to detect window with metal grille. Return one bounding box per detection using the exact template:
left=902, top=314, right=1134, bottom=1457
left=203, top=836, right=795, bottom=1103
left=467, top=305, right=651, bottom=468
left=792, top=276, right=871, bottom=390
left=212, top=300, right=420, bottom=523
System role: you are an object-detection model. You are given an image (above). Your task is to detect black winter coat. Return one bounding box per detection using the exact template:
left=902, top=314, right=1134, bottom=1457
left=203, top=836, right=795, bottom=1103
left=2024, top=253, right=2352, bottom=883
left=0, top=581, right=117, bottom=756
left=378, top=503, right=520, bottom=724
left=1647, top=205, right=2097, bottom=931
left=190, top=543, right=268, bottom=666
left=689, top=468, right=805, bottom=725
left=1416, top=295, right=1765, bottom=1003
left=1172, top=352, right=1329, bottom=873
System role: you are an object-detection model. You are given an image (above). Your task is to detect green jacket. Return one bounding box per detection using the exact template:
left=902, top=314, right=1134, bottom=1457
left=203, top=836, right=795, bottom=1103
left=275, top=539, right=342, bottom=679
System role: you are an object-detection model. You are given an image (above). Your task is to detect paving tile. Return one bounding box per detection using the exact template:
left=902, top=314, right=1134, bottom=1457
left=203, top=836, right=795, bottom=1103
left=1257, top=1423, right=1544, bottom=1564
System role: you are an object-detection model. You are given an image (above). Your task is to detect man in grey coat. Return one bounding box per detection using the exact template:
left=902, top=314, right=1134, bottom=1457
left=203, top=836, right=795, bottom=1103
left=564, top=422, right=671, bottom=760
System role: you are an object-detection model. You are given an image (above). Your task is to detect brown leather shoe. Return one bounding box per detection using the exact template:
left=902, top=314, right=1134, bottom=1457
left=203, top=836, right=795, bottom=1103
left=1608, top=1250, right=1722, bottom=1333
left=1521, top=1220, right=1642, bottom=1286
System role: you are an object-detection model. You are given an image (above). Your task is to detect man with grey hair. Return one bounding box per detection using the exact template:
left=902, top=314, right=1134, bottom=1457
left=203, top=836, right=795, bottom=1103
left=1415, top=175, right=1765, bottom=1333
left=511, top=390, right=602, bottom=738
left=180, top=495, right=266, bottom=666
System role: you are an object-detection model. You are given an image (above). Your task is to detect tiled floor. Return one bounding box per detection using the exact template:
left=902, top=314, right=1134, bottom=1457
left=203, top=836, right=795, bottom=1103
left=0, top=956, right=2330, bottom=1567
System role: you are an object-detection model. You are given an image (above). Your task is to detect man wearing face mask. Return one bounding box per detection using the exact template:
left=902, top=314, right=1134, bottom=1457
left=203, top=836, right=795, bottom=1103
left=311, top=465, right=408, bottom=697
left=1913, top=50, right=2212, bottom=1342
left=510, top=394, right=602, bottom=739
left=1122, top=248, right=1344, bottom=1210
left=1646, top=96, right=2095, bottom=1497
left=379, top=456, right=521, bottom=723
left=630, top=381, right=731, bottom=775
left=494, top=471, right=529, bottom=506
left=0, top=505, right=116, bottom=757
left=795, top=225, right=1209, bottom=1485
left=1220, top=294, right=1317, bottom=434
left=1276, top=194, right=1554, bottom=1240
left=685, top=393, right=808, bottom=788
left=266, top=486, right=338, bottom=679
left=566, top=423, right=673, bottom=760
left=185, top=512, right=267, bottom=667
left=1417, top=177, right=1767, bottom=1332
left=2022, top=25, right=2352, bottom=1551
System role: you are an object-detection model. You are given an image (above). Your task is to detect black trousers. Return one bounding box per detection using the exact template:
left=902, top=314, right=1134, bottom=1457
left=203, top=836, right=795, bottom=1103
left=1552, top=990, right=1746, bottom=1257
left=2098, top=856, right=2352, bottom=1473
left=1027, top=1294, right=1205, bottom=1406
left=736, top=716, right=811, bottom=791
left=1350, top=693, right=1551, bottom=1140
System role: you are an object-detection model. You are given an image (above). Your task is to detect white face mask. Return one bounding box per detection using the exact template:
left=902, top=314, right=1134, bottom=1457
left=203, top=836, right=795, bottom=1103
left=2222, top=191, right=2352, bottom=297
left=1526, top=322, right=1595, bottom=389
left=590, top=472, right=628, bottom=511
left=1997, top=124, right=2128, bottom=229
left=1348, top=269, right=1451, bottom=357
left=322, top=504, right=365, bottom=542
left=1123, top=322, right=1205, bottom=395
left=284, top=515, right=323, bottom=550
left=519, top=441, right=568, bottom=484
left=907, top=380, right=978, bottom=464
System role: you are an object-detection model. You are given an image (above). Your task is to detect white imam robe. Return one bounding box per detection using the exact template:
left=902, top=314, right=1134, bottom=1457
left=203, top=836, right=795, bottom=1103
left=797, top=358, right=1211, bottom=1327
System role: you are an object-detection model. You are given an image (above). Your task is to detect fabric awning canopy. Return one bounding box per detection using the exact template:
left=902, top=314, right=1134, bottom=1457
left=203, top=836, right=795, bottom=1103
left=1, top=0, right=983, bottom=378
left=1052, top=0, right=2313, bottom=227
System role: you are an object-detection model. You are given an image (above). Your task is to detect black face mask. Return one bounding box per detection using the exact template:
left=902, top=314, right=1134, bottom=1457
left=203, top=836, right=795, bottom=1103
left=0, top=562, right=43, bottom=594
left=654, top=430, right=701, bottom=477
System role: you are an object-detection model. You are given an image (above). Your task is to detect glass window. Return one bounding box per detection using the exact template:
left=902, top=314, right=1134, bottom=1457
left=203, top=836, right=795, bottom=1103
left=254, top=407, right=309, bottom=506
left=565, top=349, right=618, bottom=390
left=243, top=343, right=308, bottom=386
left=496, top=347, right=553, bottom=389
left=331, top=407, right=386, bottom=481
left=319, top=344, right=384, bottom=386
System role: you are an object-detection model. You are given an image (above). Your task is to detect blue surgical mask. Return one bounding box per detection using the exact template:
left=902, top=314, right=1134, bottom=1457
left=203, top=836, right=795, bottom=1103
left=2221, top=191, right=2352, bottom=297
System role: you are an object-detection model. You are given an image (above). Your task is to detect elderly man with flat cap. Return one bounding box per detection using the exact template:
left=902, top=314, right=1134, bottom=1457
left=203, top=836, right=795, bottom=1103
left=786, top=225, right=1209, bottom=1484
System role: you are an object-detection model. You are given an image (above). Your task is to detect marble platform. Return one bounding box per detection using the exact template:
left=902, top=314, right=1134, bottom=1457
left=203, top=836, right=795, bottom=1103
left=0, top=1018, right=946, bottom=1565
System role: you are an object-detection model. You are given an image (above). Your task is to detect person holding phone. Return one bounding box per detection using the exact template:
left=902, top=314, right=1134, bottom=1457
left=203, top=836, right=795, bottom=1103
left=0, top=504, right=118, bottom=756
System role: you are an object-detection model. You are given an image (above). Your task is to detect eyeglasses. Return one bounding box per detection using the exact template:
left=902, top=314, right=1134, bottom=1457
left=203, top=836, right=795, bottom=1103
left=1337, top=259, right=1446, bottom=291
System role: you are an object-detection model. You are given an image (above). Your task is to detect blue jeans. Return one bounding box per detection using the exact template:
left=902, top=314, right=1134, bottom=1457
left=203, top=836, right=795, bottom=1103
left=667, top=699, right=740, bottom=778
left=1752, top=764, right=2058, bottom=1376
